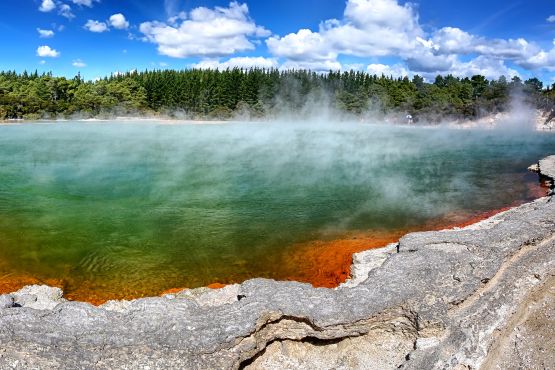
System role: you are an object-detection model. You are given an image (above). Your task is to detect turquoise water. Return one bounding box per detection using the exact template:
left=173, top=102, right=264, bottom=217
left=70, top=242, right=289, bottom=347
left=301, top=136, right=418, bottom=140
left=0, top=122, right=553, bottom=301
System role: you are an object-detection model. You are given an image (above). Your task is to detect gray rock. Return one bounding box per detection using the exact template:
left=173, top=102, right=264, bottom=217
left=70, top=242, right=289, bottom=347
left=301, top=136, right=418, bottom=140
left=175, top=284, right=241, bottom=307
left=528, top=163, right=540, bottom=172
left=340, top=242, right=398, bottom=288
left=0, top=155, right=554, bottom=369
left=539, top=155, right=555, bottom=180
left=0, top=294, right=14, bottom=309
left=11, top=285, right=65, bottom=310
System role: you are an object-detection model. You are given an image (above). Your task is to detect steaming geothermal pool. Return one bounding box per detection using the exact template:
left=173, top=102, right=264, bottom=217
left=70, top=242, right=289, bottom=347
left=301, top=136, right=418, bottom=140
left=0, top=121, right=554, bottom=302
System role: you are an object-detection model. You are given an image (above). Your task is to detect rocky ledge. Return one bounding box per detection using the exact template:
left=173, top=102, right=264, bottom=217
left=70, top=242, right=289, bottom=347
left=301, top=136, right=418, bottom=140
left=1, top=157, right=555, bottom=370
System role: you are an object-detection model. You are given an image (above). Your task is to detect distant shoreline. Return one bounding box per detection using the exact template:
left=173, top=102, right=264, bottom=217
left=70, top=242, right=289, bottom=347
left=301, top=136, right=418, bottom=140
left=1, top=109, right=554, bottom=130
left=0, top=117, right=229, bottom=125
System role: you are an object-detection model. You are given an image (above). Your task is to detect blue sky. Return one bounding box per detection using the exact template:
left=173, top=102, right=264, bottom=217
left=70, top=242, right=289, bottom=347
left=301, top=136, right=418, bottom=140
left=1, top=0, right=555, bottom=83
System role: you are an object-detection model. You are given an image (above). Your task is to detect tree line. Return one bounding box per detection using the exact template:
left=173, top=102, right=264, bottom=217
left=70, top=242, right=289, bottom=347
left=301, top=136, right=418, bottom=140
left=0, top=68, right=553, bottom=121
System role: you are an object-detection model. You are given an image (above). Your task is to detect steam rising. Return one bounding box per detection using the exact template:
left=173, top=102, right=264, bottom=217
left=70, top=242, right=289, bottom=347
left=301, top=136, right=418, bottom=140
left=493, top=90, right=538, bottom=132
left=0, top=119, right=553, bottom=296
left=50, top=75, right=547, bottom=133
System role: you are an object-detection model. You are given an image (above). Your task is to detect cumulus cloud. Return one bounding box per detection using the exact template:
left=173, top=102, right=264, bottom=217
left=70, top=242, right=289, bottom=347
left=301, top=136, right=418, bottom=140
left=59, top=4, right=75, bottom=19
left=84, top=14, right=130, bottom=33
left=109, top=13, right=130, bottom=30
left=403, top=55, right=519, bottom=80
left=36, top=45, right=60, bottom=58
left=424, top=27, right=555, bottom=72
left=84, top=20, right=109, bottom=33
left=267, top=0, right=423, bottom=66
left=71, top=0, right=99, bottom=7
left=366, top=63, right=410, bottom=78
left=280, top=59, right=342, bottom=72
left=547, top=15, right=555, bottom=23
left=327, top=0, right=423, bottom=56
left=72, top=59, right=86, bottom=68
left=140, top=1, right=270, bottom=58
left=38, top=0, right=91, bottom=18
left=405, top=52, right=456, bottom=74
left=39, top=0, right=56, bottom=12
left=518, top=44, right=555, bottom=71
left=264, top=0, right=555, bottom=77
left=192, top=56, right=278, bottom=69
left=449, top=56, right=519, bottom=79
left=38, top=0, right=75, bottom=18
left=193, top=56, right=342, bottom=73
left=427, top=27, right=538, bottom=60
left=167, top=12, right=188, bottom=26
left=37, top=28, right=55, bottom=38
left=267, top=29, right=337, bottom=62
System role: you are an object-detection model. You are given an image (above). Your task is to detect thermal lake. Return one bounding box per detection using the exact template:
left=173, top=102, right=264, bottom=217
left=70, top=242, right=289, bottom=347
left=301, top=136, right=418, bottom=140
left=0, top=121, right=553, bottom=303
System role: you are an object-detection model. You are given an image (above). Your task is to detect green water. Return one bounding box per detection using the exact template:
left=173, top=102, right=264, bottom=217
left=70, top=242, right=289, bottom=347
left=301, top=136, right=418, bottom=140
left=0, top=122, right=553, bottom=299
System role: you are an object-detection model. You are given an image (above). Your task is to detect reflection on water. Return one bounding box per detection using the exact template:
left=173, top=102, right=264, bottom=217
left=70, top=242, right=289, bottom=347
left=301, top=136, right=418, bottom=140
left=0, top=122, right=553, bottom=303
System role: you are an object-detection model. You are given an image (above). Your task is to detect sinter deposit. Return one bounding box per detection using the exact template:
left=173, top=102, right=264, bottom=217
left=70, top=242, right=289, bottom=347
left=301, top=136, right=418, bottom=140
left=0, top=156, right=554, bottom=369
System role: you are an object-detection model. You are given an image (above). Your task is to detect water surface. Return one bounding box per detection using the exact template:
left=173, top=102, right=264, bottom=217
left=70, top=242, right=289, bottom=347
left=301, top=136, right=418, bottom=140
left=0, top=122, right=553, bottom=302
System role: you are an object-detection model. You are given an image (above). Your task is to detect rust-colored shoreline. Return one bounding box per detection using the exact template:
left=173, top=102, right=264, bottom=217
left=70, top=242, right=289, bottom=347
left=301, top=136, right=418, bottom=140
left=0, top=182, right=548, bottom=306
left=0, top=207, right=524, bottom=305
left=279, top=206, right=519, bottom=290
left=266, top=176, right=551, bottom=291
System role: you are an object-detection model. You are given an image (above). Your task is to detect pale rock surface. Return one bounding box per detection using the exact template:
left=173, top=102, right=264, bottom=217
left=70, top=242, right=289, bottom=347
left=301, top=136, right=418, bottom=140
left=0, top=295, right=14, bottom=309
left=11, top=285, right=65, bottom=310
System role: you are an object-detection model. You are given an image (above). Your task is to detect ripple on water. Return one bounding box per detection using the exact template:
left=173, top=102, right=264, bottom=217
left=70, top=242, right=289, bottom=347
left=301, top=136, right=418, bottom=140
left=0, top=123, right=553, bottom=303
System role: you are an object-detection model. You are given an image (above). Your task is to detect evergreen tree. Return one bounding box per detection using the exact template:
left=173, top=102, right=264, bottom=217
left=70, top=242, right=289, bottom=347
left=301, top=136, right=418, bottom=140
left=0, top=69, right=551, bottom=121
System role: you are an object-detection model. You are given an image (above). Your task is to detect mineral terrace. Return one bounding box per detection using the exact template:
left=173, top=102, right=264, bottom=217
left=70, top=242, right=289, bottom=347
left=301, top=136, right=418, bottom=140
left=1, top=156, right=554, bottom=370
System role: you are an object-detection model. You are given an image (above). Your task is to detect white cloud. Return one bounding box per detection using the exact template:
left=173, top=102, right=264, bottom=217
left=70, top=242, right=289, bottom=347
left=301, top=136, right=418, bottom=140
left=366, top=63, right=410, bottom=78
left=59, top=4, right=75, bottom=19
left=547, top=15, right=555, bottom=23
left=72, top=59, right=86, bottom=68
left=71, top=0, right=99, bottom=7
left=428, top=27, right=538, bottom=60
left=267, top=29, right=337, bottom=61
left=168, top=11, right=187, bottom=26
left=192, top=57, right=278, bottom=69
left=429, top=27, right=474, bottom=54
left=109, top=13, right=129, bottom=30
left=425, top=27, right=555, bottom=71
left=329, top=0, right=423, bottom=56
left=265, top=0, right=555, bottom=76
left=38, top=0, right=75, bottom=18
left=343, top=63, right=365, bottom=71
left=405, top=56, right=519, bottom=80
left=280, top=59, right=342, bottom=72
left=267, top=0, right=423, bottom=67
left=39, top=0, right=56, bottom=12
left=39, top=60, right=46, bottom=65
left=448, top=56, right=519, bottom=79
left=36, top=45, right=60, bottom=58
left=519, top=47, right=555, bottom=71
left=84, top=20, right=109, bottom=33
left=140, top=1, right=270, bottom=58
left=37, top=28, right=55, bottom=38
